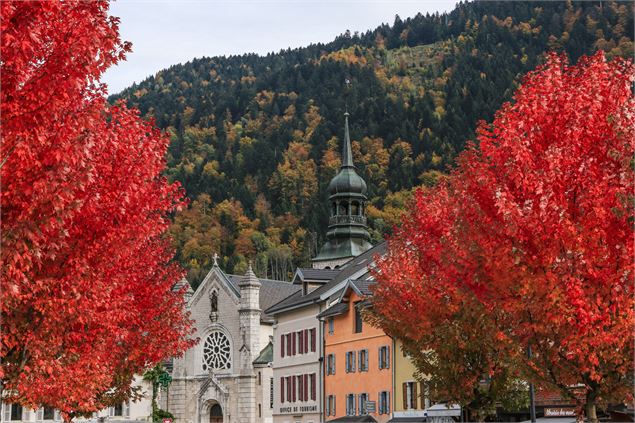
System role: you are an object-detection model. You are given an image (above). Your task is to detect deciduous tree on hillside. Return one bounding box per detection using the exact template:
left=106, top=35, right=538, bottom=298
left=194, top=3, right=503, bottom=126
left=1, top=1, right=194, bottom=419
left=371, top=52, right=634, bottom=422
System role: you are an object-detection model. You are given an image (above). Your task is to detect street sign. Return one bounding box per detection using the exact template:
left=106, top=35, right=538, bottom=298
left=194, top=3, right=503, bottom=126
left=365, top=401, right=376, bottom=413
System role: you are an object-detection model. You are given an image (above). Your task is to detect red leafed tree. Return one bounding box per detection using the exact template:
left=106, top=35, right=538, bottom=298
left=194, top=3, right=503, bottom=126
left=1, top=1, right=194, bottom=418
left=371, top=52, right=634, bottom=422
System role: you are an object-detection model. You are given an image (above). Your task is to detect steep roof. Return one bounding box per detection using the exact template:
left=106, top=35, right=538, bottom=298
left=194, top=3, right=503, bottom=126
left=316, top=301, right=349, bottom=319
left=292, top=268, right=340, bottom=285
left=265, top=241, right=386, bottom=315
left=227, top=274, right=300, bottom=323
left=253, top=341, right=273, bottom=365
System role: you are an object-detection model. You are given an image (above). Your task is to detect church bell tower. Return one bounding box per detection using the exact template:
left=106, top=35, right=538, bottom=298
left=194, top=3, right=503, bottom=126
left=312, top=112, right=372, bottom=269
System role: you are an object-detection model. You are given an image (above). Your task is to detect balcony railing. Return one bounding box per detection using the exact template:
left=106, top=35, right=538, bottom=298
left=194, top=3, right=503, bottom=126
left=329, top=215, right=367, bottom=226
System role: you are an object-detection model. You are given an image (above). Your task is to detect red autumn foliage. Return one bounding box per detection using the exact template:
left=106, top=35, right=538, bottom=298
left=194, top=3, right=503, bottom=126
left=1, top=0, right=194, bottom=417
left=371, top=52, right=634, bottom=421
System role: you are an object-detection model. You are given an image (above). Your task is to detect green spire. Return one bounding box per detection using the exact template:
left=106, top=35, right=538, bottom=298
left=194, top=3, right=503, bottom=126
left=342, top=112, right=354, bottom=168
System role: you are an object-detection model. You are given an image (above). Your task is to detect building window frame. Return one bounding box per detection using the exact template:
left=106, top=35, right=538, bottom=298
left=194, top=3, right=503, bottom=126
left=378, top=345, right=390, bottom=370
left=358, top=349, right=368, bottom=372
left=354, top=302, right=363, bottom=333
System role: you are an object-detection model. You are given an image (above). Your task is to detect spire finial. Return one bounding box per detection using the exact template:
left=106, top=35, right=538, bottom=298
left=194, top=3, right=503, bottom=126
left=341, top=78, right=354, bottom=168
left=213, top=253, right=219, bottom=267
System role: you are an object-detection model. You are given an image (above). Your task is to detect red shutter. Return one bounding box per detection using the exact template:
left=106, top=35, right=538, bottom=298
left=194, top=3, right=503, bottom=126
left=413, top=382, right=418, bottom=409
left=298, top=376, right=303, bottom=401
left=304, top=374, right=309, bottom=401
left=281, top=334, right=285, bottom=358
left=304, top=328, right=309, bottom=352
left=292, top=376, right=296, bottom=402
left=402, top=383, right=408, bottom=409
left=292, top=332, right=296, bottom=356
left=287, top=334, right=291, bottom=356
left=281, top=378, right=285, bottom=403
left=310, top=328, right=316, bottom=352
left=299, top=331, right=304, bottom=354
left=287, top=377, right=291, bottom=402
left=310, top=373, right=316, bottom=400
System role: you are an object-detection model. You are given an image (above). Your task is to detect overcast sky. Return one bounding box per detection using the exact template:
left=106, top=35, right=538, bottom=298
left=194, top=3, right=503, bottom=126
left=103, top=0, right=458, bottom=94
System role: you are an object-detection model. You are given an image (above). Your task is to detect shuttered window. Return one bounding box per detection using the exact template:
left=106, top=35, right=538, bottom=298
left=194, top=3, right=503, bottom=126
left=281, top=334, right=285, bottom=357
left=280, top=378, right=285, bottom=403
left=310, top=373, right=316, bottom=400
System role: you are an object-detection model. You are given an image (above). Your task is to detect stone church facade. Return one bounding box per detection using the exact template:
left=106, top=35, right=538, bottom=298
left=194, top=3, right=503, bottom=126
left=163, top=261, right=299, bottom=423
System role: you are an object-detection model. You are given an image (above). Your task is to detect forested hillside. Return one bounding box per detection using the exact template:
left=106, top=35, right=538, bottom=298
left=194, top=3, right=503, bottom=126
left=112, top=0, right=634, bottom=287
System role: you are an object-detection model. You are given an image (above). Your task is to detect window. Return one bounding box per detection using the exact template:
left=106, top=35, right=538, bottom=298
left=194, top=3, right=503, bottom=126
left=378, top=346, right=390, bottom=370
left=378, top=391, right=390, bottom=415
left=358, top=349, right=368, bottom=372
left=298, top=330, right=304, bottom=354
left=270, top=378, right=274, bottom=409
left=403, top=382, right=417, bottom=409
left=281, top=334, right=285, bottom=358
left=310, top=373, right=316, bottom=400
left=258, top=371, right=261, bottom=385
left=310, top=328, right=316, bottom=352
left=327, top=395, right=336, bottom=416
left=288, top=333, right=293, bottom=356
left=280, top=378, right=285, bottom=403
left=10, top=404, right=22, bottom=421
left=346, top=394, right=356, bottom=416
left=297, top=375, right=304, bottom=402
left=326, top=353, right=336, bottom=375
left=258, top=404, right=261, bottom=418
left=286, top=376, right=292, bottom=402
left=37, top=407, right=55, bottom=421
left=345, top=351, right=356, bottom=373
left=112, top=403, right=123, bottom=417
left=354, top=303, right=363, bottom=333
left=328, top=317, right=334, bottom=335
left=351, top=202, right=359, bottom=215
left=359, top=393, right=368, bottom=415
left=202, top=331, right=232, bottom=371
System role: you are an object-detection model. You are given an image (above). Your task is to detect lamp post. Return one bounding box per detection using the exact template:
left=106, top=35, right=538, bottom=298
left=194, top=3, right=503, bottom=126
left=528, top=345, right=536, bottom=423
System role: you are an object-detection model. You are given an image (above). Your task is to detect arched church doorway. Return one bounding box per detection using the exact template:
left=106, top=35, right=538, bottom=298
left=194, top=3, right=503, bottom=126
left=209, top=404, right=223, bottom=423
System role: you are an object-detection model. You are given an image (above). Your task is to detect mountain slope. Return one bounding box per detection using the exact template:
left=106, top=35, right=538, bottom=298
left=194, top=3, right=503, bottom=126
left=112, top=0, right=634, bottom=286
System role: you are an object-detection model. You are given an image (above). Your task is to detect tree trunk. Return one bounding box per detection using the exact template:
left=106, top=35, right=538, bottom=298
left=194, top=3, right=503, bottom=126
left=586, top=400, right=599, bottom=423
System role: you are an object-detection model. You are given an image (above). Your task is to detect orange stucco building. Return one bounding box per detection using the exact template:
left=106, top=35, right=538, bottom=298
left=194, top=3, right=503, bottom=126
left=319, top=280, right=393, bottom=423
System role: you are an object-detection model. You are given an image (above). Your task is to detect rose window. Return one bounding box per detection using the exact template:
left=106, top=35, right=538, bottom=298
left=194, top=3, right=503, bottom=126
left=202, top=331, right=231, bottom=371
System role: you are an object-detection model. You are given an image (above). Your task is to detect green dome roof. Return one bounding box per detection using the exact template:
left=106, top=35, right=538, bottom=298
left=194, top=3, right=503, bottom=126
left=328, top=168, right=367, bottom=196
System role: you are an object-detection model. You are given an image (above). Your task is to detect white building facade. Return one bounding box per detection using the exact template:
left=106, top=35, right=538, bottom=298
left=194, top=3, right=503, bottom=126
left=164, top=262, right=299, bottom=423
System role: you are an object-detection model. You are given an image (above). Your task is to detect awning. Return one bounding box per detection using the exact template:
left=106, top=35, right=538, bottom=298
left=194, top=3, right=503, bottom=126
left=387, top=417, right=427, bottom=422
left=327, top=415, right=378, bottom=422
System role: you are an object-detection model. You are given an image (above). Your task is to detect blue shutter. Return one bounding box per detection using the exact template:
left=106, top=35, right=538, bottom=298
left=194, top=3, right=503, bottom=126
left=345, top=352, right=350, bottom=373
left=386, top=346, right=390, bottom=369
left=351, top=350, right=356, bottom=372
left=365, top=349, right=369, bottom=371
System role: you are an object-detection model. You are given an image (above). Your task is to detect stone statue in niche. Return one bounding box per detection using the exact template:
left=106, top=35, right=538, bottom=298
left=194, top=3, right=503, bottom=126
left=209, top=290, right=218, bottom=322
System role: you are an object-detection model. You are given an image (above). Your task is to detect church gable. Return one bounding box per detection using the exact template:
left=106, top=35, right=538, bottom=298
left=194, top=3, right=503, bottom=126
left=189, top=265, right=240, bottom=310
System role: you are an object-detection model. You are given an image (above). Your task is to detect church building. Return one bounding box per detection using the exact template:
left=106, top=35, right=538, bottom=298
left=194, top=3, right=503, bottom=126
left=164, top=258, right=299, bottom=423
